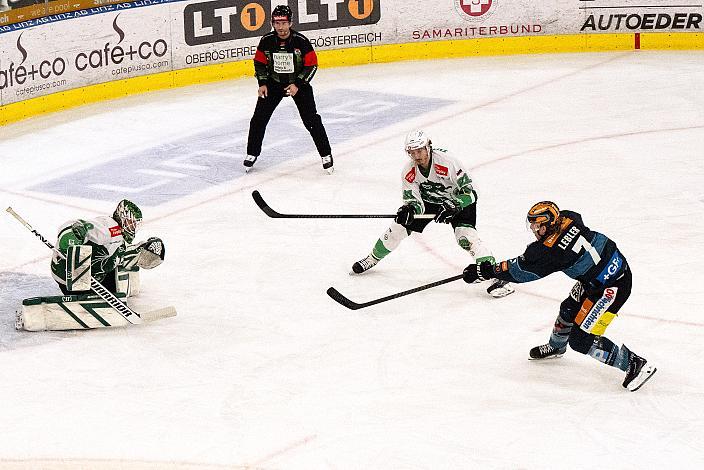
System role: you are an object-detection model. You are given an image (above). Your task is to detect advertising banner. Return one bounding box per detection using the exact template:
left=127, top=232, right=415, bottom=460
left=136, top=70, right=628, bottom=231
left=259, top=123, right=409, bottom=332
left=173, top=0, right=384, bottom=70
left=1, top=4, right=173, bottom=105
left=1, top=0, right=702, bottom=108
left=574, top=0, right=702, bottom=33
left=0, top=0, right=126, bottom=27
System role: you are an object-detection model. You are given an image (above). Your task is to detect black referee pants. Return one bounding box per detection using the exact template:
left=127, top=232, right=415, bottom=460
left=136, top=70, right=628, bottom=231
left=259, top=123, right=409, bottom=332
left=246, top=82, right=331, bottom=158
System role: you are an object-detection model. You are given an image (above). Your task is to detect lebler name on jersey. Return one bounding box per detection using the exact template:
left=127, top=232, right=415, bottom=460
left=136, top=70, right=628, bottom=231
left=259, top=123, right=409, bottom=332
left=557, top=225, right=580, bottom=250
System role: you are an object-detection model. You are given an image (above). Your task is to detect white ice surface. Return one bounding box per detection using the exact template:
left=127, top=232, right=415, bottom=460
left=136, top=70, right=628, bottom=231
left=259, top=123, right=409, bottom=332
left=1, top=51, right=703, bottom=469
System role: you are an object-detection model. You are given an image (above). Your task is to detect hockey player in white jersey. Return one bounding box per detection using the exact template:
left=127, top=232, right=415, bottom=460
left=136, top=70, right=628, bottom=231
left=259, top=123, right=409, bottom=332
left=352, top=130, right=514, bottom=298
left=50, top=199, right=165, bottom=295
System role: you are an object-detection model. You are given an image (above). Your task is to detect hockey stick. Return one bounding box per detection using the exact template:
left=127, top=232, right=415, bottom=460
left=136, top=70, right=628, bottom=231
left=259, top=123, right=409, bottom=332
left=6, top=207, right=174, bottom=325
left=327, top=274, right=464, bottom=310
left=252, top=190, right=436, bottom=219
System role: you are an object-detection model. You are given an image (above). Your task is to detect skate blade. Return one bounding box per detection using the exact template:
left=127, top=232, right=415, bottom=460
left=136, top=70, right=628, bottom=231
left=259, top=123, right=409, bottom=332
left=628, top=366, right=657, bottom=392
left=488, top=286, right=515, bottom=298
left=528, top=352, right=565, bottom=361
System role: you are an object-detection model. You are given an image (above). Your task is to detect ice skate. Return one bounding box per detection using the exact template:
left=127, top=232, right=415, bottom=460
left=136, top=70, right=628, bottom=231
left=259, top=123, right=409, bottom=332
left=487, top=279, right=515, bottom=298
left=321, top=155, right=333, bottom=174
left=351, top=254, right=379, bottom=275
left=622, top=347, right=657, bottom=392
left=529, top=343, right=567, bottom=360
left=243, top=154, right=258, bottom=172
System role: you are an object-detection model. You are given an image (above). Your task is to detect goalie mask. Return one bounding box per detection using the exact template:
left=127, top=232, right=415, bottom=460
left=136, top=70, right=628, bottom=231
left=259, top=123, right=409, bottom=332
left=404, top=129, right=432, bottom=158
left=527, top=201, right=561, bottom=240
left=113, top=199, right=142, bottom=243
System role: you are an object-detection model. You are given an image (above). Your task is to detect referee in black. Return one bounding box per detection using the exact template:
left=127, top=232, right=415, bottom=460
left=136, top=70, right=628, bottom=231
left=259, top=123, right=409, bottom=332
left=244, top=5, right=333, bottom=174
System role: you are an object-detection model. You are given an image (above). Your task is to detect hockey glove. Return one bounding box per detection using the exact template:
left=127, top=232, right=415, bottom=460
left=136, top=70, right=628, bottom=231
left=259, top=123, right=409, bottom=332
left=463, top=261, right=495, bottom=284
left=395, top=204, right=416, bottom=228
left=71, top=220, right=89, bottom=243
left=136, top=237, right=166, bottom=269
left=434, top=199, right=461, bottom=224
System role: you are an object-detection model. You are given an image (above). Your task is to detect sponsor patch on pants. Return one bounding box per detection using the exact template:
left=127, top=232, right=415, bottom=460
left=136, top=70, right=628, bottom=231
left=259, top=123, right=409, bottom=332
left=577, top=287, right=618, bottom=334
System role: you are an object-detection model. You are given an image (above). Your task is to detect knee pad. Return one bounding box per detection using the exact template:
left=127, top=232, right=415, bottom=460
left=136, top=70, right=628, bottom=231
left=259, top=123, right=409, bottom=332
left=454, top=226, right=493, bottom=262
left=559, top=297, right=581, bottom=324
left=568, top=328, right=595, bottom=355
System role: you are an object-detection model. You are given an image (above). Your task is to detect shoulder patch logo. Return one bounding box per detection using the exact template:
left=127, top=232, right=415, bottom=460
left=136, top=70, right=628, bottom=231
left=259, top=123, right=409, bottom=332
left=405, top=167, right=416, bottom=183
left=434, top=164, right=449, bottom=177
left=109, top=226, right=122, bottom=237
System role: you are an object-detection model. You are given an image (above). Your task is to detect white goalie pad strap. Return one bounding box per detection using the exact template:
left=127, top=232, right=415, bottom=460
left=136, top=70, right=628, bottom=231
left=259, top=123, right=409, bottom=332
left=66, top=244, right=92, bottom=292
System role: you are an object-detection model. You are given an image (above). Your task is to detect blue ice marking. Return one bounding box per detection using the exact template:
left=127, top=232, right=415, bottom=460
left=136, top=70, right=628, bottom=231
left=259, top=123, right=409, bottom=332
left=28, top=89, right=454, bottom=206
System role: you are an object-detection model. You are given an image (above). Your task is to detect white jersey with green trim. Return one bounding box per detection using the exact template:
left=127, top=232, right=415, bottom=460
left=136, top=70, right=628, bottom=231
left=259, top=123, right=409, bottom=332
left=50, top=216, right=127, bottom=286
left=400, top=147, right=476, bottom=214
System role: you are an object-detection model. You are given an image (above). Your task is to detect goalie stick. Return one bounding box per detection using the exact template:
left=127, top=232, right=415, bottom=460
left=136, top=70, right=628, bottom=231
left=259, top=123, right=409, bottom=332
left=327, top=274, right=464, bottom=310
left=6, top=206, right=175, bottom=325
left=252, top=190, right=436, bottom=219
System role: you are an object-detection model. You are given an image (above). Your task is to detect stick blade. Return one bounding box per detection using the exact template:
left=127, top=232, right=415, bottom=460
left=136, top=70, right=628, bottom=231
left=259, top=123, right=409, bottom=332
left=326, top=287, right=363, bottom=310
left=251, top=190, right=282, bottom=218
left=141, top=306, right=177, bottom=322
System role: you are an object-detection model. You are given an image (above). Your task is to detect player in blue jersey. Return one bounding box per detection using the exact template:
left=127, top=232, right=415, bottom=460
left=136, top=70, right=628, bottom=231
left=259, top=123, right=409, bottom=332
left=462, top=201, right=656, bottom=391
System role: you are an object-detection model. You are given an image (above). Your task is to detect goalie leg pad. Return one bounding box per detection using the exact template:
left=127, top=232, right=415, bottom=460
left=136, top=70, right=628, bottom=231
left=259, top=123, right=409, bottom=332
left=66, top=244, right=92, bottom=292
left=19, top=294, right=132, bottom=331
left=116, top=266, right=140, bottom=297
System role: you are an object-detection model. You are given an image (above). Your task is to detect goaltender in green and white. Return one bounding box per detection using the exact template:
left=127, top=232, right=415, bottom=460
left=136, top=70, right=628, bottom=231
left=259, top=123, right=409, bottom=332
left=50, top=199, right=165, bottom=295
left=17, top=199, right=173, bottom=331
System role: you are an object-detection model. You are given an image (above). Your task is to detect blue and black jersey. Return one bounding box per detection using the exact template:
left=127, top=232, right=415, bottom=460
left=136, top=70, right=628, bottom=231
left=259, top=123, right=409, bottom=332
left=493, top=210, right=627, bottom=289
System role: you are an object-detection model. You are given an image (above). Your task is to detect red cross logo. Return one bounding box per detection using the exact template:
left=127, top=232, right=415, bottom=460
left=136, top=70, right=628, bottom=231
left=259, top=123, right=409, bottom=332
left=459, top=0, right=492, bottom=17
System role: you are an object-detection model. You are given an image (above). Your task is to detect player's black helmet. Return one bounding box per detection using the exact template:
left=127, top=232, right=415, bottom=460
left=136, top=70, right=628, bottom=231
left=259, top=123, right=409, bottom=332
left=527, top=201, right=561, bottom=238
left=272, top=5, right=292, bottom=22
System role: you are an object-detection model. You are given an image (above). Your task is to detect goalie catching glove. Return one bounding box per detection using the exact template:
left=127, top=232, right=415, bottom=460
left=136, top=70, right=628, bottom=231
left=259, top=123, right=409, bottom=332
left=135, top=237, right=166, bottom=269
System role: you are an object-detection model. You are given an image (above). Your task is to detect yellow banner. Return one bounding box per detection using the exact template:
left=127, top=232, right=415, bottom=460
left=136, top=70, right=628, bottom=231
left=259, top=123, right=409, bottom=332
left=0, top=0, right=125, bottom=27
